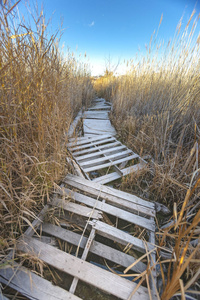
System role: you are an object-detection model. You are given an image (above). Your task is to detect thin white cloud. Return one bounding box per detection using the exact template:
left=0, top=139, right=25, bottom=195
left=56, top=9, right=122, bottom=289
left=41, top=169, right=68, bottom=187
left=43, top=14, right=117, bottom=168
left=89, top=21, right=95, bottom=27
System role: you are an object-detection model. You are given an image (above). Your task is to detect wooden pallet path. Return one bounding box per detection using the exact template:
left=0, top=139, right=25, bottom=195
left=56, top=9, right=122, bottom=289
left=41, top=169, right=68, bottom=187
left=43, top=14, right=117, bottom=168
left=0, top=175, right=158, bottom=299
left=0, top=98, right=160, bottom=299
left=83, top=98, right=116, bottom=136
left=68, top=134, right=146, bottom=184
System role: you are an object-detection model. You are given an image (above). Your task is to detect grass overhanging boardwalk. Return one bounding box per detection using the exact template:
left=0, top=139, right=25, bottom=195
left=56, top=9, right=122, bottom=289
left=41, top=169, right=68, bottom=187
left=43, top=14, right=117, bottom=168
left=0, top=98, right=159, bottom=300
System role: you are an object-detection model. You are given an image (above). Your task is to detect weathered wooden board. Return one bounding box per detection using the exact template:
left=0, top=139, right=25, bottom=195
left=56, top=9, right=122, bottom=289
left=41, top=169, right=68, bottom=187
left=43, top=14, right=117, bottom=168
left=76, top=145, right=126, bottom=161
left=51, top=198, right=102, bottom=220
left=83, top=119, right=116, bottom=136
left=83, top=111, right=109, bottom=120
left=68, top=109, right=83, bottom=138
left=79, top=149, right=134, bottom=167
left=24, top=205, right=49, bottom=236
left=69, top=228, right=96, bottom=294
left=41, top=223, right=147, bottom=273
left=89, top=220, right=155, bottom=253
left=0, top=263, right=80, bottom=300
left=0, top=292, right=9, bottom=300
left=64, top=174, right=155, bottom=210
left=57, top=188, right=155, bottom=231
left=87, top=105, right=111, bottom=111
left=64, top=175, right=155, bottom=217
left=17, top=236, right=151, bottom=300
left=83, top=154, right=139, bottom=173
left=73, top=141, right=120, bottom=156
left=88, top=104, right=111, bottom=111
left=68, top=134, right=112, bottom=148
left=93, top=163, right=145, bottom=184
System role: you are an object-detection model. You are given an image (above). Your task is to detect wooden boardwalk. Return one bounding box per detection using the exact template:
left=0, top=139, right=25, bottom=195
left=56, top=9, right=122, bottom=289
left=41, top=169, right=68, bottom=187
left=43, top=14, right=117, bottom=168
left=0, top=98, right=160, bottom=300
left=83, top=98, right=116, bottom=136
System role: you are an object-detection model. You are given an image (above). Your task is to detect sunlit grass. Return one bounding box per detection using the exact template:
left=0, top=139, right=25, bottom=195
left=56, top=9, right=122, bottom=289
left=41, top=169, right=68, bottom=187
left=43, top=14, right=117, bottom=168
left=94, top=10, right=200, bottom=299
left=0, top=1, right=94, bottom=258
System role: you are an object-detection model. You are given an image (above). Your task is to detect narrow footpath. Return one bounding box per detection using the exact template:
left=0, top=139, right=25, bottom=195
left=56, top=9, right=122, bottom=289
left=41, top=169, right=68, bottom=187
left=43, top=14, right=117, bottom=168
left=0, top=98, right=168, bottom=300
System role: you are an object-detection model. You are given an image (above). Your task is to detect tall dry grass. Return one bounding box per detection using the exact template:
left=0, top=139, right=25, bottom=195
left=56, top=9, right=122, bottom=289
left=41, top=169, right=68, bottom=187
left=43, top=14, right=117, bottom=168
left=0, top=1, right=94, bottom=258
left=94, top=11, right=200, bottom=298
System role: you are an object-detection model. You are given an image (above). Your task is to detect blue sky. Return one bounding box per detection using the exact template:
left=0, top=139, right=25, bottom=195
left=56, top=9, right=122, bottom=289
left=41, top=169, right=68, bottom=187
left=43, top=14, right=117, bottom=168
left=19, top=0, right=200, bottom=75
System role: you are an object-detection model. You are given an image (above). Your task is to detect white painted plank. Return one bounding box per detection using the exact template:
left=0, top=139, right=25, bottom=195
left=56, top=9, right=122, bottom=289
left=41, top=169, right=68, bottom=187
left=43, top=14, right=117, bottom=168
left=63, top=177, right=154, bottom=217
left=73, top=141, right=120, bottom=156
left=17, top=236, right=151, bottom=300
left=89, top=220, right=155, bottom=253
left=0, top=263, right=80, bottom=300
left=75, top=145, right=125, bottom=161
left=58, top=188, right=155, bottom=231
left=64, top=174, right=155, bottom=210
left=42, top=223, right=147, bottom=273
left=83, top=154, right=140, bottom=173
left=79, top=149, right=134, bottom=167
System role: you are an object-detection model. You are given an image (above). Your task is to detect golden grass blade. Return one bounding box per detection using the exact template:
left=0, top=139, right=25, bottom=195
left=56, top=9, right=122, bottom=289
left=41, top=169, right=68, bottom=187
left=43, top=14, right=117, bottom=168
left=5, top=0, right=21, bottom=15
left=179, top=279, right=186, bottom=300
left=124, top=248, right=156, bottom=274
left=10, top=32, right=32, bottom=39
left=184, top=268, right=200, bottom=291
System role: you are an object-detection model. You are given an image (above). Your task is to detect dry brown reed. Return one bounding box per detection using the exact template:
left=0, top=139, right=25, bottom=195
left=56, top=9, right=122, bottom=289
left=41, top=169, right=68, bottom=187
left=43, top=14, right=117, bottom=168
left=94, top=10, right=200, bottom=299
left=0, top=1, right=94, bottom=259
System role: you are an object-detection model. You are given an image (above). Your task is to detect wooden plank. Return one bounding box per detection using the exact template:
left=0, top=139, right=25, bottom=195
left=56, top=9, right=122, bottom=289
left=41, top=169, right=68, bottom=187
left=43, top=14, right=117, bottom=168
left=57, top=188, right=155, bottom=231
left=79, top=149, right=134, bottom=167
left=88, top=106, right=111, bottom=111
left=83, top=134, right=99, bottom=137
left=65, top=174, right=155, bottom=210
left=149, top=216, right=157, bottom=295
left=83, top=112, right=109, bottom=120
left=93, top=171, right=121, bottom=184
left=83, top=127, right=116, bottom=136
left=0, top=263, right=81, bottom=300
left=83, top=128, right=116, bottom=136
left=93, top=163, right=145, bottom=184
left=89, top=220, right=154, bottom=253
left=0, top=292, right=9, bottom=300
left=83, top=119, right=116, bottom=134
left=24, top=205, right=49, bottom=236
left=69, top=137, right=115, bottom=151
left=69, top=228, right=96, bottom=294
left=73, top=141, right=120, bottom=156
left=51, top=199, right=102, bottom=220
left=17, top=236, right=150, bottom=300
left=68, top=109, right=83, bottom=138
left=76, top=145, right=126, bottom=161
left=42, top=223, right=146, bottom=273
left=68, top=134, right=112, bottom=148
left=84, top=110, right=109, bottom=115
left=64, top=176, right=155, bottom=217
left=83, top=154, right=141, bottom=173
left=69, top=135, right=92, bottom=143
